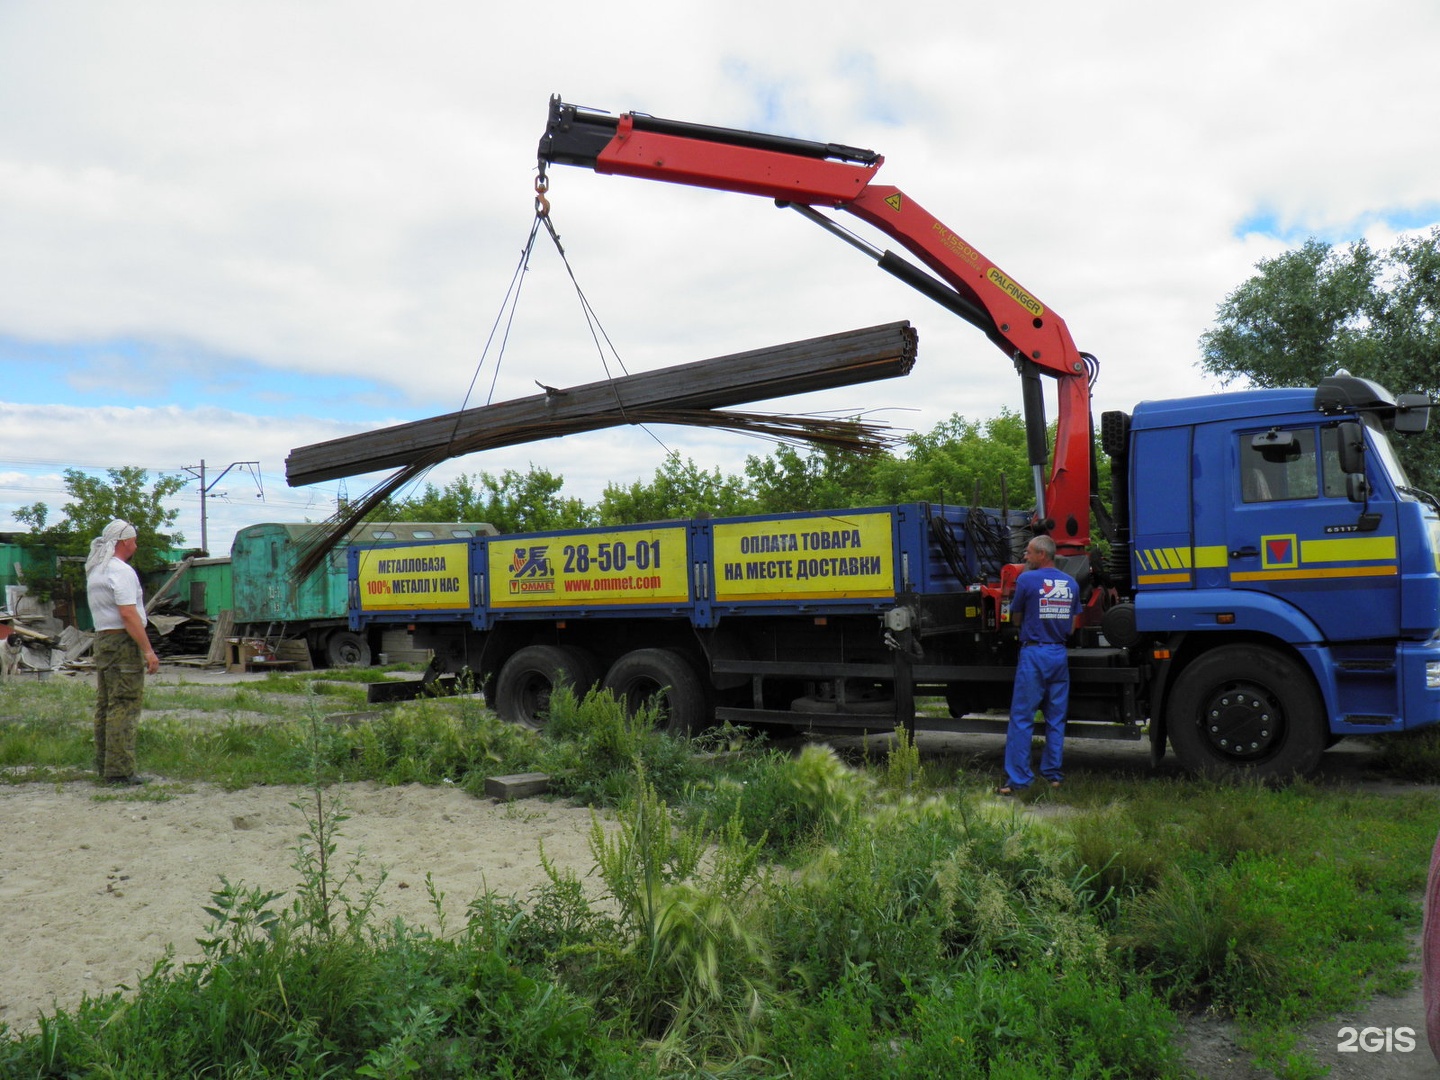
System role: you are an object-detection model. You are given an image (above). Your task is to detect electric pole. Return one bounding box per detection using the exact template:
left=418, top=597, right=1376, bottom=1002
left=183, top=460, right=262, bottom=554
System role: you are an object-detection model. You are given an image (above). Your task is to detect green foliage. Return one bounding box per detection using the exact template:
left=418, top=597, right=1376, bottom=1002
left=599, top=453, right=754, bottom=524
left=12, top=465, right=186, bottom=597
left=688, top=744, right=870, bottom=857
left=1066, top=775, right=1434, bottom=1076
left=384, top=466, right=597, bottom=533
left=0, top=702, right=633, bottom=1079
left=772, top=796, right=1110, bottom=1005
left=744, top=440, right=884, bottom=513
left=4, top=675, right=1438, bottom=1077
left=880, top=726, right=923, bottom=793
left=874, top=410, right=1033, bottom=507
left=0, top=677, right=94, bottom=777
left=347, top=696, right=541, bottom=791
left=740, top=409, right=1084, bottom=515
left=768, top=962, right=1182, bottom=1079
left=1200, top=231, right=1440, bottom=481
left=1117, top=845, right=1415, bottom=1017
left=1362, top=726, right=1440, bottom=782
left=539, top=686, right=704, bottom=805
left=586, top=775, right=772, bottom=1052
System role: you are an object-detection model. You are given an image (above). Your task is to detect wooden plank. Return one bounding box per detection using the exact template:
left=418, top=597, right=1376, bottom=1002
left=205, top=610, right=234, bottom=666
left=483, top=772, right=552, bottom=801
left=146, top=556, right=196, bottom=614
left=286, top=322, right=916, bottom=485
left=274, top=638, right=314, bottom=671
left=364, top=674, right=460, bottom=704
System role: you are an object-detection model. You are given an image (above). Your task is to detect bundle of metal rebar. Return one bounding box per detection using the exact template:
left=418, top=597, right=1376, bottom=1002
left=290, top=407, right=898, bottom=581
left=284, top=322, right=919, bottom=580
left=284, top=322, right=918, bottom=486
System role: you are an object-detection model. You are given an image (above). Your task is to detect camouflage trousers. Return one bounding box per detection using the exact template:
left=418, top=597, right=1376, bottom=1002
left=94, top=632, right=145, bottom=779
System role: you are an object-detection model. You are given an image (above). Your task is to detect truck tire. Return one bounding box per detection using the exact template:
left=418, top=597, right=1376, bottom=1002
left=1166, top=645, right=1326, bottom=780
left=945, top=684, right=977, bottom=718
left=558, top=646, right=601, bottom=700
left=326, top=631, right=372, bottom=668
left=495, top=645, right=590, bottom=730
left=602, top=648, right=708, bottom=736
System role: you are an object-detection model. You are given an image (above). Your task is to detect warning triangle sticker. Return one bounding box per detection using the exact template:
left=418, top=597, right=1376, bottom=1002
left=1266, top=537, right=1292, bottom=563
left=884, top=193, right=903, bottom=212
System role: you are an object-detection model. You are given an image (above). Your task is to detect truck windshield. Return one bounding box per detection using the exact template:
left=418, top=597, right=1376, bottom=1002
left=1364, top=417, right=1414, bottom=492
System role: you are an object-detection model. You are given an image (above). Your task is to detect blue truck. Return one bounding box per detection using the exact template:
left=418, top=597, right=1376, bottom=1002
left=344, top=99, right=1440, bottom=778
left=350, top=368, right=1440, bottom=781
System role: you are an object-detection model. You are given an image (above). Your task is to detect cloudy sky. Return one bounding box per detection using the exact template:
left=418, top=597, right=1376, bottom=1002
left=4, top=0, right=1439, bottom=555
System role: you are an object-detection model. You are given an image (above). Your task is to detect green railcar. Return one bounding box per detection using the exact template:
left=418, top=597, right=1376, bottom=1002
left=232, top=521, right=495, bottom=666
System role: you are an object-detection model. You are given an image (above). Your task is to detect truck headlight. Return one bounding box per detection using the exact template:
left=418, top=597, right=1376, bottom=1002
left=1428, top=662, right=1440, bottom=690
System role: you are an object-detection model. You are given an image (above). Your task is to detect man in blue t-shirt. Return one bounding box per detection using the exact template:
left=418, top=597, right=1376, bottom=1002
left=999, top=534, right=1082, bottom=794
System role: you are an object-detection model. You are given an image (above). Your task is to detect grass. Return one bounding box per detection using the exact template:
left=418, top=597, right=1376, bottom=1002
left=1, top=672, right=1438, bottom=1077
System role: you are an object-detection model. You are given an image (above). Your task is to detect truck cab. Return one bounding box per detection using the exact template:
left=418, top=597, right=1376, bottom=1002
left=1111, top=374, right=1440, bottom=775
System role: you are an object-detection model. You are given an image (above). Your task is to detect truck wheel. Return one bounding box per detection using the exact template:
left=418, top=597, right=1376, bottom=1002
left=945, top=684, right=977, bottom=718
left=1166, top=645, right=1326, bottom=780
left=558, top=646, right=601, bottom=699
left=495, top=645, right=590, bottom=730
left=602, top=649, right=708, bottom=736
left=326, top=631, right=372, bottom=668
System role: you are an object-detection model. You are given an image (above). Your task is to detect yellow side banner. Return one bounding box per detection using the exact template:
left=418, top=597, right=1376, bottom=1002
left=713, top=511, right=895, bottom=601
left=489, top=526, right=690, bottom=608
left=356, top=543, right=471, bottom=611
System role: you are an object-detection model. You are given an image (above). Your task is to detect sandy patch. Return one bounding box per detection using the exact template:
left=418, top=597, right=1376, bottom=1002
left=0, top=779, right=608, bottom=1033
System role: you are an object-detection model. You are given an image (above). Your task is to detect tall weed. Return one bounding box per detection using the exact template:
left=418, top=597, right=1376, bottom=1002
left=766, top=945, right=1180, bottom=1078
left=346, top=696, right=539, bottom=789
left=771, top=793, right=1111, bottom=1007
left=689, top=743, right=870, bottom=856
left=541, top=686, right=703, bottom=804
left=586, top=772, right=772, bottom=1055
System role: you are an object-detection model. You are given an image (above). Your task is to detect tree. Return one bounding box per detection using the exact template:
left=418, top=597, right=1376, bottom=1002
left=387, top=467, right=596, bottom=534
left=1199, top=231, right=1440, bottom=483
left=599, top=412, right=1081, bottom=528
left=871, top=411, right=1035, bottom=508
left=14, top=467, right=186, bottom=598
left=597, top=455, right=753, bottom=525
left=744, top=441, right=884, bottom=514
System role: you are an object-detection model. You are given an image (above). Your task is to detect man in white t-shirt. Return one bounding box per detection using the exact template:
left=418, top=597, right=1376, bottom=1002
left=85, top=520, right=160, bottom=784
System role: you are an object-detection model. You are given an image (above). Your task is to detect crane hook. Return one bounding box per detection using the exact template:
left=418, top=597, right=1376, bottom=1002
left=534, top=173, right=550, bottom=219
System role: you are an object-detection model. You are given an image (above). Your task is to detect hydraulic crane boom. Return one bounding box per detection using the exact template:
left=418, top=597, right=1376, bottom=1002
left=538, top=96, right=1097, bottom=554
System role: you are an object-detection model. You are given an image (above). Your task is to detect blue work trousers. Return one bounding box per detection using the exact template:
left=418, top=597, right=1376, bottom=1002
left=1005, top=643, right=1070, bottom=788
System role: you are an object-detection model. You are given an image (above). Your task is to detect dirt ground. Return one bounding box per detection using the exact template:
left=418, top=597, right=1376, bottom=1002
left=0, top=667, right=614, bottom=1040
left=1, top=667, right=1437, bottom=1077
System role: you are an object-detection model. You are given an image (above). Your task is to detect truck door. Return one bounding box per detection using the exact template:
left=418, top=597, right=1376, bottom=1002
left=1225, top=423, right=1399, bottom=642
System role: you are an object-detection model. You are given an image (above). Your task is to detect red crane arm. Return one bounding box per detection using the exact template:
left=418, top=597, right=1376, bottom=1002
left=539, top=98, right=1094, bottom=552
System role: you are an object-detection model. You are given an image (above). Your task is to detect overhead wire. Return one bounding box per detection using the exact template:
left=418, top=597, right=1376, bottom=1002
left=534, top=200, right=678, bottom=457
left=290, top=182, right=899, bottom=581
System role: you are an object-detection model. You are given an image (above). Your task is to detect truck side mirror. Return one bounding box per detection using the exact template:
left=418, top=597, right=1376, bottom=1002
left=1337, top=421, right=1365, bottom=475
left=1394, top=393, right=1431, bottom=434
left=1346, top=472, right=1370, bottom=503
